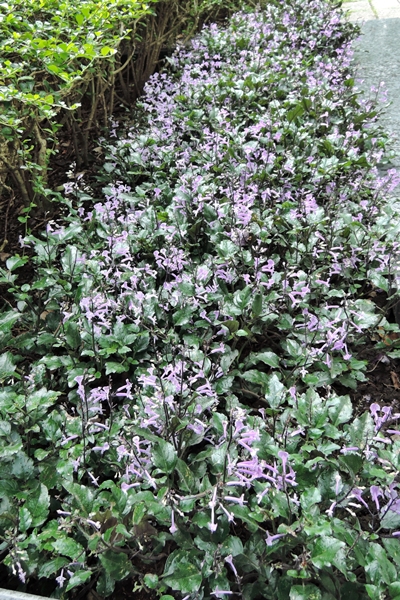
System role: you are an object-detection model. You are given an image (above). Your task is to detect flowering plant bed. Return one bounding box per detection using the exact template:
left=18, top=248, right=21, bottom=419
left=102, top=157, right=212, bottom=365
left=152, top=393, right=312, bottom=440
left=1, top=1, right=400, bottom=599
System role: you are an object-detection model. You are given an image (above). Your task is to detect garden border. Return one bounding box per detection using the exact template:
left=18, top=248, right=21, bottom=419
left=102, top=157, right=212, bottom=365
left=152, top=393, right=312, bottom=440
left=0, top=590, right=51, bottom=600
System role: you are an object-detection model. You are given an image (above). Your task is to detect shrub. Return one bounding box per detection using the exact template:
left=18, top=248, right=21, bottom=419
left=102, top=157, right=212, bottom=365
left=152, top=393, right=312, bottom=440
left=0, top=0, right=260, bottom=212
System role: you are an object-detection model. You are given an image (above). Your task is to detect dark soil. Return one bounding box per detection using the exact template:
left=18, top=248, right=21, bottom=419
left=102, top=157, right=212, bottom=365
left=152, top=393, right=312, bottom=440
left=344, top=340, right=400, bottom=415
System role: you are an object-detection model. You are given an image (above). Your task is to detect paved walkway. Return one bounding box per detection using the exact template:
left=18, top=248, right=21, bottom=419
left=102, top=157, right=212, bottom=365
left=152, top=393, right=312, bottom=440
left=343, top=0, right=400, bottom=21
left=343, top=0, right=400, bottom=174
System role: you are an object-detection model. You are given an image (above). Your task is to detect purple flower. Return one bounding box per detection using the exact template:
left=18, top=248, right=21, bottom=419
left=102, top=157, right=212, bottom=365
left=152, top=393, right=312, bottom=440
left=266, top=532, right=286, bottom=547
left=278, top=450, right=289, bottom=475
left=115, top=380, right=133, bottom=399
left=208, top=487, right=218, bottom=532
left=92, top=442, right=109, bottom=455
left=388, top=500, right=400, bottom=515
left=121, top=482, right=140, bottom=492
left=224, top=494, right=247, bottom=505
left=225, top=555, right=238, bottom=577
left=340, top=447, right=359, bottom=454
left=370, top=486, right=384, bottom=511
left=169, top=509, right=178, bottom=534
left=56, top=569, right=67, bottom=588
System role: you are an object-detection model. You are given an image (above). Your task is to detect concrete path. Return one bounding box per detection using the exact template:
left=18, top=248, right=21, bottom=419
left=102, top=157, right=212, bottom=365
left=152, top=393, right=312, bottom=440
left=343, top=0, right=400, bottom=22
left=343, top=0, right=400, bottom=174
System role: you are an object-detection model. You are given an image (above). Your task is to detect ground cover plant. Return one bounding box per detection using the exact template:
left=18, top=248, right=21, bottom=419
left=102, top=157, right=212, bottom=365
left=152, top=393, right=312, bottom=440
left=2, top=0, right=400, bottom=598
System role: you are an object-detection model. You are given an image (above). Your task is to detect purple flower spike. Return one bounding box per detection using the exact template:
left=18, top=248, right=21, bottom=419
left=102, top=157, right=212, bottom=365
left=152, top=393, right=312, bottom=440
left=350, top=488, right=369, bottom=509
left=278, top=450, right=289, bottom=474
left=225, top=555, right=238, bottom=577
left=370, top=485, right=384, bottom=510
left=169, top=509, right=178, bottom=535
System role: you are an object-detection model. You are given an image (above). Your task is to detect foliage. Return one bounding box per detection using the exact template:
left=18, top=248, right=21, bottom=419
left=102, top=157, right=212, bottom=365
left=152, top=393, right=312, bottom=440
left=0, top=0, right=254, bottom=212
left=1, top=0, right=400, bottom=598
left=0, top=0, right=157, bottom=207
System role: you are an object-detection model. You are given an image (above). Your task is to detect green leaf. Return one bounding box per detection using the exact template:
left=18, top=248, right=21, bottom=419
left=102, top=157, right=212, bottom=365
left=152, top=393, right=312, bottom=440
left=351, top=299, right=379, bottom=329
left=380, top=507, right=400, bottom=530
left=282, top=338, right=303, bottom=359
left=0, top=420, right=11, bottom=436
left=241, top=370, right=269, bottom=386
left=38, top=557, right=69, bottom=579
left=210, top=444, right=227, bottom=469
left=175, top=458, right=196, bottom=493
left=219, top=346, right=239, bottom=374
left=99, top=551, right=132, bottom=581
left=63, top=482, right=94, bottom=514
left=369, top=271, right=389, bottom=292
left=25, top=483, right=49, bottom=527
left=311, top=536, right=347, bottom=575
left=302, top=373, right=321, bottom=386
left=144, top=573, right=159, bottom=589
left=18, top=506, right=32, bottom=532
left=6, top=255, right=27, bottom=271
left=105, top=361, right=129, bottom=375
left=236, top=328, right=250, bottom=337
left=0, top=310, right=20, bottom=333
left=328, top=395, right=352, bottom=426
left=383, top=539, right=400, bottom=568
left=229, top=505, right=260, bottom=532
left=302, top=97, right=312, bottom=111
left=163, top=550, right=202, bottom=593
left=287, top=104, right=304, bottom=123
left=221, top=536, right=243, bottom=557
left=215, top=375, right=234, bottom=394
left=152, top=440, right=177, bottom=474
left=192, top=512, right=211, bottom=528
left=61, top=245, right=81, bottom=276
left=388, top=583, right=400, bottom=597
left=0, top=351, right=17, bottom=381
left=216, top=240, right=237, bottom=259
left=66, top=570, right=92, bottom=592
left=64, top=321, right=81, bottom=349
left=346, top=411, right=375, bottom=448
left=173, top=306, right=194, bottom=326
left=247, top=351, right=280, bottom=368
left=233, top=286, right=252, bottom=312
left=300, top=487, right=321, bottom=513
left=290, top=584, right=321, bottom=600
left=11, top=452, right=34, bottom=479
left=265, top=373, right=285, bottom=408
left=252, top=293, right=263, bottom=317
left=52, top=536, right=85, bottom=560
left=132, top=503, right=147, bottom=526
left=365, top=543, right=397, bottom=585
left=223, top=320, right=239, bottom=334
left=101, top=46, right=115, bottom=56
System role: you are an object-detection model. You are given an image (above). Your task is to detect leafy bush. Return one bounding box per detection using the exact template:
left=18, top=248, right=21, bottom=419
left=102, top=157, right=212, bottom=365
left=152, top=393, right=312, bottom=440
left=0, top=0, right=159, bottom=207
left=1, top=0, right=400, bottom=598
left=0, top=0, right=258, bottom=212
